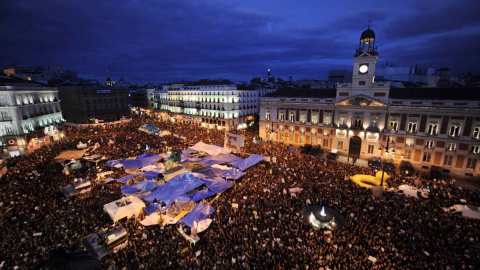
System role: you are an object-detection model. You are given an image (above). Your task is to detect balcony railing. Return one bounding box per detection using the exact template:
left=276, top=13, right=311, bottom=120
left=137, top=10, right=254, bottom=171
left=0, top=116, right=12, bottom=122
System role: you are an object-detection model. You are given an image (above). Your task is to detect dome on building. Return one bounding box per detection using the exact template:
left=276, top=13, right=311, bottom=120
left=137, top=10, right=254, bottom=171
left=360, top=28, right=375, bottom=41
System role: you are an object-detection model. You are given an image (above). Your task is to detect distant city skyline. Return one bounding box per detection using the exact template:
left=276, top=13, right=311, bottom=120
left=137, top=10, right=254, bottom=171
left=1, top=0, right=479, bottom=84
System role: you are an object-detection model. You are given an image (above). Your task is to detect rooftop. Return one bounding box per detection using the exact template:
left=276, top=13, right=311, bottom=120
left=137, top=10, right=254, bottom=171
left=263, top=87, right=336, bottom=98
left=184, top=79, right=234, bottom=86
left=0, top=75, right=45, bottom=86
left=389, top=87, right=480, bottom=100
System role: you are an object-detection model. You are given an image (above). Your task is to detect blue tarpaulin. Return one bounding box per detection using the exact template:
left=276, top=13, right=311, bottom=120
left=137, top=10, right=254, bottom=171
left=189, top=188, right=215, bottom=202
left=121, top=153, right=161, bottom=169
left=143, top=173, right=203, bottom=207
left=178, top=202, right=215, bottom=227
left=196, top=167, right=225, bottom=178
left=121, top=184, right=138, bottom=195
left=198, top=154, right=241, bottom=167
left=143, top=204, right=160, bottom=215
left=139, top=124, right=160, bottom=133
left=117, top=174, right=142, bottom=183
left=105, top=159, right=123, bottom=166
left=201, top=178, right=234, bottom=193
left=143, top=170, right=162, bottom=180
left=136, top=180, right=158, bottom=191
left=221, top=169, right=245, bottom=180
left=229, top=154, right=265, bottom=171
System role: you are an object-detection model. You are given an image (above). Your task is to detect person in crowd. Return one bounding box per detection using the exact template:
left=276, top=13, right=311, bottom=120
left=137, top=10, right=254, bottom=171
left=0, top=115, right=479, bottom=269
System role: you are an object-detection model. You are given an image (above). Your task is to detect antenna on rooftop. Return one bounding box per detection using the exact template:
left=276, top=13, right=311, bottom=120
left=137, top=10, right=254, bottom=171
left=368, top=20, right=372, bottom=29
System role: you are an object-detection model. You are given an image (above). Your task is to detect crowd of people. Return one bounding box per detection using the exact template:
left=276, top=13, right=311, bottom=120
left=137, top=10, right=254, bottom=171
left=1, top=115, right=479, bottom=269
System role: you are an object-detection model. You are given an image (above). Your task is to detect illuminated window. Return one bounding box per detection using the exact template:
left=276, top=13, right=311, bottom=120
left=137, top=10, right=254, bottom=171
left=300, top=114, right=306, bottom=124
left=425, top=140, right=434, bottom=148
left=427, top=120, right=438, bottom=135
left=471, top=145, right=480, bottom=154
left=323, top=139, right=329, bottom=147
left=407, top=120, right=417, bottom=133
left=323, top=114, right=332, bottom=126
left=446, top=143, right=456, bottom=151
left=312, top=114, right=318, bottom=124
left=279, top=111, right=285, bottom=121
left=266, top=110, right=271, bottom=120
left=389, top=118, right=398, bottom=131
left=405, top=138, right=415, bottom=146
left=473, top=125, right=480, bottom=139
left=449, top=122, right=461, bottom=137
left=289, top=112, right=295, bottom=122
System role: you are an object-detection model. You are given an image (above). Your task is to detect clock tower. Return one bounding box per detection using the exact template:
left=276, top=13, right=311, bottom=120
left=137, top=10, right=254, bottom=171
left=352, top=26, right=378, bottom=88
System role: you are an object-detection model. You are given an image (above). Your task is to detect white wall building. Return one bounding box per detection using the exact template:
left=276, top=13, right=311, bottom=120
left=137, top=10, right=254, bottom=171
left=0, top=76, right=64, bottom=157
left=153, top=80, right=274, bottom=130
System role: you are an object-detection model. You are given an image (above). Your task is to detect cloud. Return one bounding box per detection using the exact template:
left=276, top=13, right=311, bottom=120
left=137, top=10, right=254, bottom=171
left=0, top=0, right=478, bottom=83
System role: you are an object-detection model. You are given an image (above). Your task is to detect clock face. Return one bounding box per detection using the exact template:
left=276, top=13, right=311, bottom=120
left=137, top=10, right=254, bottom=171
left=359, top=65, right=369, bottom=73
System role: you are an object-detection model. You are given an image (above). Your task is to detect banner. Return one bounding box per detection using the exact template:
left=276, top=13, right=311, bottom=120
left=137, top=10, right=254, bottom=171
left=224, top=132, right=244, bottom=152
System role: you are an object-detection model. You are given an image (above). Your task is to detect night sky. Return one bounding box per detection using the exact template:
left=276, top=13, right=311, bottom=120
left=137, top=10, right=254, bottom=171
left=1, top=0, right=479, bottom=84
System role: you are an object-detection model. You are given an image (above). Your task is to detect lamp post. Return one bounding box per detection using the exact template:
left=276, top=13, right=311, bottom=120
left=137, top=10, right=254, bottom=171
left=374, top=130, right=395, bottom=197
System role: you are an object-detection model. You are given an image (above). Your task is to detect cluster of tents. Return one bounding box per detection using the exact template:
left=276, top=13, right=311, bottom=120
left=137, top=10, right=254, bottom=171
left=101, top=141, right=266, bottom=235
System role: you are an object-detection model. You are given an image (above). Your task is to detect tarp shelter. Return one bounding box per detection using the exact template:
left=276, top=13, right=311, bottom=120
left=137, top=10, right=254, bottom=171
left=198, top=154, right=241, bottom=166
left=54, top=149, right=87, bottom=162
left=121, top=180, right=158, bottom=195
left=182, top=162, right=206, bottom=172
left=446, top=204, right=480, bottom=219
left=103, top=196, right=146, bottom=222
left=117, top=174, right=143, bottom=183
left=105, top=159, right=123, bottom=167
left=188, top=187, right=215, bottom=202
left=196, top=167, right=225, bottom=178
left=178, top=202, right=215, bottom=227
left=200, top=177, right=234, bottom=193
left=120, top=153, right=161, bottom=170
left=143, top=204, right=160, bottom=215
left=140, top=212, right=161, bottom=226
left=139, top=124, right=160, bottom=133
left=60, top=179, right=92, bottom=198
left=159, top=130, right=171, bottom=137
left=77, top=142, right=88, bottom=149
left=143, top=173, right=203, bottom=208
left=189, top=142, right=231, bottom=156
left=221, top=168, right=245, bottom=180
left=97, top=171, right=114, bottom=180
left=398, top=185, right=431, bottom=199
left=143, top=167, right=164, bottom=179
left=229, top=154, right=265, bottom=171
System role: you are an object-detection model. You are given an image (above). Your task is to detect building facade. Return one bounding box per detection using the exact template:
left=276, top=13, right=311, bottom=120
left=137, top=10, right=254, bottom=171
left=259, top=27, right=480, bottom=178
left=0, top=76, right=64, bottom=157
left=153, top=80, right=275, bottom=130
left=58, top=85, right=130, bottom=124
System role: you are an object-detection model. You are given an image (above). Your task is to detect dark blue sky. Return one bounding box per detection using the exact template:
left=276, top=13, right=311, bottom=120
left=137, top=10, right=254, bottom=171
left=1, top=0, right=479, bottom=84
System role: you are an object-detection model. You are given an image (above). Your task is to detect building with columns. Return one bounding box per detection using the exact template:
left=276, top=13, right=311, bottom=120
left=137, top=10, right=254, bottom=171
left=0, top=76, right=64, bottom=157
left=259, top=27, right=480, bottom=178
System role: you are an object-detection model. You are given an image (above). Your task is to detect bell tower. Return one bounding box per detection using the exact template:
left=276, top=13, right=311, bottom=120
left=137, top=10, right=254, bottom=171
left=352, top=24, right=378, bottom=88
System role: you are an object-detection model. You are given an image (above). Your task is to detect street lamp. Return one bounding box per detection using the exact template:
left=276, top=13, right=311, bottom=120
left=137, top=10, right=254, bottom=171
left=377, top=134, right=394, bottom=187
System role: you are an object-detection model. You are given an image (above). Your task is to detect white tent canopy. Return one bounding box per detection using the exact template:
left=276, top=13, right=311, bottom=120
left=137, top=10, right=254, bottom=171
left=189, top=142, right=231, bottom=156
left=103, top=196, right=146, bottom=222
left=445, top=204, right=480, bottom=219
